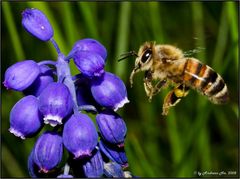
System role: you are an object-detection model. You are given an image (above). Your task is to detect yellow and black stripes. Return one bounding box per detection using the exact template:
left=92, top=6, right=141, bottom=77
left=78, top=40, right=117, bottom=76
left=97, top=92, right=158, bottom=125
left=182, top=58, right=229, bottom=104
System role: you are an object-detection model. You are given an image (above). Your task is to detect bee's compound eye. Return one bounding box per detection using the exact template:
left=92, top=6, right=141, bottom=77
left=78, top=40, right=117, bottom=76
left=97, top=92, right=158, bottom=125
left=141, top=49, right=152, bottom=63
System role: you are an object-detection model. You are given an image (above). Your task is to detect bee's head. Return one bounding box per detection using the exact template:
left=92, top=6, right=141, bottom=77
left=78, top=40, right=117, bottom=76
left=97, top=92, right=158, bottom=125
left=118, top=41, right=155, bottom=87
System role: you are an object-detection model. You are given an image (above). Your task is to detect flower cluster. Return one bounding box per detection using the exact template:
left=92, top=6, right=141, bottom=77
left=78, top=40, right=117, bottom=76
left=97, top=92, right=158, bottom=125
left=4, top=8, right=133, bottom=178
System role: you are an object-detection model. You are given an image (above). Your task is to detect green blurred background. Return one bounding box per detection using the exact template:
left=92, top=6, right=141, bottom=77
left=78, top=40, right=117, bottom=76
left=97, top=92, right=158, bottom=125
left=1, top=1, right=239, bottom=178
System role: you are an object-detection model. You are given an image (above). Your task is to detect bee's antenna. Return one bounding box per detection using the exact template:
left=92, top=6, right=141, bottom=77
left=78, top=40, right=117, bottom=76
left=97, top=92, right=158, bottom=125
left=118, top=51, right=138, bottom=62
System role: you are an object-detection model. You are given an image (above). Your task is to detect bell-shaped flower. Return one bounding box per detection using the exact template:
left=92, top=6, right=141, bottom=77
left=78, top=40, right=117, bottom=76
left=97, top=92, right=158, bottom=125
left=63, top=113, right=98, bottom=159
left=33, top=131, right=63, bottom=173
left=73, top=51, right=105, bottom=78
left=23, top=65, right=54, bottom=96
left=22, top=8, right=53, bottom=41
left=38, top=82, right=73, bottom=127
left=9, top=95, right=43, bottom=139
left=91, top=72, right=129, bottom=111
left=96, top=109, right=127, bottom=146
left=83, top=149, right=104, bottom=177
left=69, top=38, right=107, bottom=60
left=99, top=140, right=128, bottom=168
left=3, top=60, right=40, bottom=91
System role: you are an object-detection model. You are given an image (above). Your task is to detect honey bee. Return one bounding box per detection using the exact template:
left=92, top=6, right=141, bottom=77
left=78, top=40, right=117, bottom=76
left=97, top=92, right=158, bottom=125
left=118, top=41, right=229, bottom=115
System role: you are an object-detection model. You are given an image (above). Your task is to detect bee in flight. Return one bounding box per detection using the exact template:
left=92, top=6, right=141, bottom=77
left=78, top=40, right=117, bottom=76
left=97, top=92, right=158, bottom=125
left=118, top=41, right=229, bottom=115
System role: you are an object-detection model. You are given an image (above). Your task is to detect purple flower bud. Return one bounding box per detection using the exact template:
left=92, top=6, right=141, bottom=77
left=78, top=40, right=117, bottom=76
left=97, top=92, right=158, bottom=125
left=103, top=162, right=124, bottom=178
left=3, top=60, right=40, bottom=91
left=70, top=38, right=107, bottom=60
left=73, top=51, right=105, bottom=78
left=96, top=109, right=127, bottom=145
left=33, top=131, right=63, bottom=173
left=23, top=65, right=54, bottom=96
left=9, top=95, right=43, bottom=139
left=38, top=82, right=73, bottom=127
left=83, top=149, right=104, bottom=177
left=63, top=113, right=98, bottom=159
left=99, top=141, right=128, bottom=168
left=22, top=8, right=53, bottom=41
left=91, top=72, right=129, bottom=111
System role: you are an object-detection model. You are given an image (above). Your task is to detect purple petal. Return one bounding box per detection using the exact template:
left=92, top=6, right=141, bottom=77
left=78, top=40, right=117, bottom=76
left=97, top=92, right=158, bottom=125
left=33, top=131, right=63, bottom=173
left=99, top=140, right=128, bottom=168
left=3, top=60, right=40, bottom=91
left=83, top=149, right=104, bottom=177
left=38, top=82, right=73, bottom=127
left=96, top=109, right=127, bottom=145
left=22, top=8, right=53, bottom=41
left=70, top=38, right=107, bottom=60
left=73, top=51, right=105, bottom=78
left=91, top=72, right=129, bottom=111
left=9, top=95, right=43, bottom=139
left=63, top=113, right=98, bottom=159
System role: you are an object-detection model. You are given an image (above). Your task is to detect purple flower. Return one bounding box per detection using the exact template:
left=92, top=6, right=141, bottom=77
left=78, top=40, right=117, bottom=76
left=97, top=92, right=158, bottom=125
left=96, top=109, right=127, bottom=145
left=91, top=72, right=129, bottom=111
left=83, top=149, right=104, bottom=177
left=70, top=38, right=107, bottom=60
left=3, top=60, right=40, bottom=91
left=23, top=65, right=54, bottom=96
left=9, top=95, right=43, bottom=139
left=38, top=82, right=73, bottom=127
left=33, top=131, right=63, bottom=173
left=22, top=8, right=53, bottom=41
left=99, top=141, right=128, bottom=168
left=63, top=113, right=98, bottom=159
left=73, top=51, right=105, bottom=78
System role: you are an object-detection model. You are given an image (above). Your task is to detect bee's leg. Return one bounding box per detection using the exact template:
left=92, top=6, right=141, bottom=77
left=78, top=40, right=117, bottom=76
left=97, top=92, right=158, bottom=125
left=143, top=70, right=154, bottom=101
left=144, top=80, right=153, bottom=101
left=162, top=84, right=190, bottom=116
left=151, top=80, right=168, bottom=96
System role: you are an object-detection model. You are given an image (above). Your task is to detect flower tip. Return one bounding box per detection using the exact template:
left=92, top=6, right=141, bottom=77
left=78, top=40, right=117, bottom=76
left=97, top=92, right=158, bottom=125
left=39, top=167, right=49, bottom=173
left=122, top=163, right=129, bottom=169
left=3, top=81, right=9, bottom=90
left=94, top=69, right=105, bottom=77
left=113, top=97, right=129, bottom=111
left=74, top=150, right=92, bottom=159
left=117, top=143, right=125, bottom=148
left=9, top=127, right=26, bottom=139
left=43, top=115, right=63, bottom=127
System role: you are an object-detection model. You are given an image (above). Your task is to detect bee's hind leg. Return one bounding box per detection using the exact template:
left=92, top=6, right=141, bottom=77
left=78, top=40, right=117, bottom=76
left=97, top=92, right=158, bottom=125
left=162, top=84, right=190, bottom=116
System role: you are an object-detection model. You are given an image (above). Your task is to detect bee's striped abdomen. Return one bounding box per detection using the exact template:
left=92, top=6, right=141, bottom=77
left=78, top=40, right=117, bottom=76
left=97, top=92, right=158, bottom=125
left=182, top=58, right=229, bottom=104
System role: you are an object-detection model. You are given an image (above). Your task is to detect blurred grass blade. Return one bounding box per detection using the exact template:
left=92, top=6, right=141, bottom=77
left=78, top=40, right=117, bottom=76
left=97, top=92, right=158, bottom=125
left=62, top=2, right=79, bottom=49
left=191, top=2, right=206, bottom=61
left=3, top=2, right=25, bottom=60
left=114, top=2, right=131, bottom=80
left=78, top=2, right=98, bottom=39
left=149, top=2, right=164, bottom=42
left=226, top=2, right=238, bottom=68
left=212, top=5, right=228, bottom=67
